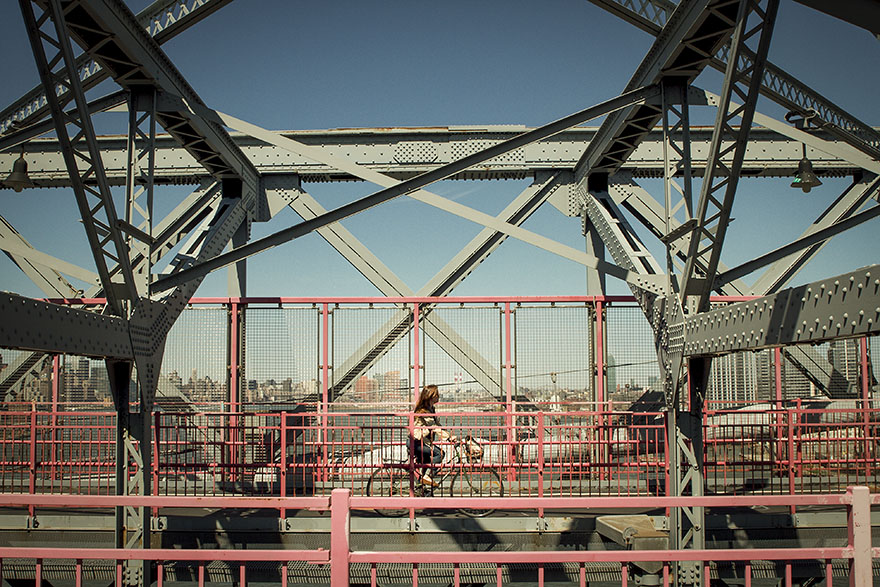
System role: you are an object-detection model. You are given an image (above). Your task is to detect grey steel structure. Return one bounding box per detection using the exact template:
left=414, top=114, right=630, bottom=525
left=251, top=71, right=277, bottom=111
left=0, top=0, right=878, bottom=585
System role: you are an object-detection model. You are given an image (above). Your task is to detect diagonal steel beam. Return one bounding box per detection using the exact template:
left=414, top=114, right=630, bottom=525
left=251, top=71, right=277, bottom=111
left=718, top=187, right=880, bottom=291
left=0, top=214, right=84, bottom=298
left=680, top=0, right=779, bottom=312
left=0, top=0, right=232, bottom=135
left=20, top=0, right=138, bottom=316
left=607, top=174, right=751, bottom=295
left=329, top=175, right=565, bottom=399
left=587, top=0, right=880, bottom=160
left=575, top=0, right=743, bottom=182
left=752, top=168, right=880, bottom=292
left=56, top=0, right=259, bottom=196
left=150, top=85, right=662, bottom=293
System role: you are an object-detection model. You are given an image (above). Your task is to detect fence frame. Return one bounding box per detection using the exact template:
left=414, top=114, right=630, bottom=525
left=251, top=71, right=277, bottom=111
left=0, top=487, right=875, bottom=587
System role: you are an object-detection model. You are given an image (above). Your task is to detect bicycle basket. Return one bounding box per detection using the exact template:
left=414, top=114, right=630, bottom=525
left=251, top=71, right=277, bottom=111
left=464, top=437, right=484, bottom=462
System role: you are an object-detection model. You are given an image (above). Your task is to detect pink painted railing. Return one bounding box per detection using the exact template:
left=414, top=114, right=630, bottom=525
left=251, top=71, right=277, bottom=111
left=0, top=488, right=875, bottom=586
left=1, top=404, right=878, bottom=497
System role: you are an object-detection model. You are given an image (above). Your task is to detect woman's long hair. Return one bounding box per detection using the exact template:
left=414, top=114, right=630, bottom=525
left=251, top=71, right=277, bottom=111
left=414, top=384, right=439, bottom=413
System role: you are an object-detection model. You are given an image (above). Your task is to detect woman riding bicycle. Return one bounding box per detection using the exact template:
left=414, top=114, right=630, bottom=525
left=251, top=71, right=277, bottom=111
left=411, top=384, right=456, bottom=487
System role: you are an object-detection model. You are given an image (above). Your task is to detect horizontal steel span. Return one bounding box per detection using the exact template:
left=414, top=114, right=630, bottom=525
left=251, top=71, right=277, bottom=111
left=0, top=126, right=865, bottom=187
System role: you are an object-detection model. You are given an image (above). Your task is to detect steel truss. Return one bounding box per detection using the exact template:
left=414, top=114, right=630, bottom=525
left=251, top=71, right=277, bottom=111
left=1, top=1, right=878, bottom=585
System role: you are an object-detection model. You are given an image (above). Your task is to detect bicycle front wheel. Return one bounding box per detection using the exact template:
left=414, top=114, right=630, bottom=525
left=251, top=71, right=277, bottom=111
left=366, top=467, right=412, bottom=517
left=449, top=468, right=503, bottom=517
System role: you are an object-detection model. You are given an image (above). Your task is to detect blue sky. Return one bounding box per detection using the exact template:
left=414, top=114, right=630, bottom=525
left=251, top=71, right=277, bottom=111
left=0, top=0, right=878, bottom=300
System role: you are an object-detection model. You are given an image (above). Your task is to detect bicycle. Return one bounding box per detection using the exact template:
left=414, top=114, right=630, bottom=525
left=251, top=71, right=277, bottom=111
left=366, top=435, right=503, bottom=517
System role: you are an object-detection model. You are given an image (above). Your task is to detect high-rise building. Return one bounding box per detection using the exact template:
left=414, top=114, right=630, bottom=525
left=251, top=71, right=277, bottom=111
left=708, top=351, right=757, bottom=407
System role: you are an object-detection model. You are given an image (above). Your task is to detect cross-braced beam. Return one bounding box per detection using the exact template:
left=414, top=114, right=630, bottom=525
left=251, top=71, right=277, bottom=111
left=19, top=0, right=138, bottom=317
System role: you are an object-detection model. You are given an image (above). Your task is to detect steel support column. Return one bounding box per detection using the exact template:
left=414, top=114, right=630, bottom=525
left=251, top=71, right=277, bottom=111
left=108, top=359, right=151, bottom=587
left=126, top=90, right=157, bottom=298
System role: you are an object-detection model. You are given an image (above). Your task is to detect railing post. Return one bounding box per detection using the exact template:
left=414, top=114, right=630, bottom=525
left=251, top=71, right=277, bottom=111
left=50, top=356, right=60, bottom=483
left=320, top=303, right=330, bottom=484
left=537, top=413, right=545, bottom=507
left=847, top=486, right=871, bottom=587
left=412, top=302, right=420, bottom=401
left=228, top=300, right=241, bottom=484
left=595, top=299, right=609, bottom=481
left=29, top=404, right=37, bottom=510
left=504, top=302, right=515, bottom=484
left=280, top=412, right=288, bottom=517
left=330, top=488, right=351, bottom=586
left=859, top=338, right=872, bottom=477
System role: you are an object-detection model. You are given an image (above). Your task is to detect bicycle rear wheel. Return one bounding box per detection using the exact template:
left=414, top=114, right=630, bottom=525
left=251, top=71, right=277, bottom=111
left=449, top=468, right=503, bottom=517
left=366, top=467, right=412, bottom=517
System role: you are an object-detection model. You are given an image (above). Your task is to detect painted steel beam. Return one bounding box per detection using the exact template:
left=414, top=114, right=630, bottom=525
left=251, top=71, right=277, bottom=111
left=588, top=0, right=880, bottom=160
left=4, top=126, right=867, bottom=187
left=679, top=0, right=779, bottom=311
left=0, top=0, right=232, bottom=135
left=149, top=86, right=662, bottom=293
left=752, top=170, right=880, bottom=292
left=56, top=0, right=259, bottom=198
left=327, top=175, right=564, bottom=399
left=574, top=0, right=741, bottom=182
left=605, top=174, right=750, bottom=296
left=0, top=292, right=132, bottom=359
left=719, top=178, right=880, bottom=291
left=0, top=90, right=127, bottom=154
left=0, top=214, right=83, bottom=298
left=20, top=0, right=138, bottom=317
left=781, top=345, right=856, bottom=398
left=682, top=264, right=880, bottom=356
left=211, top=112, right=650, bottom=298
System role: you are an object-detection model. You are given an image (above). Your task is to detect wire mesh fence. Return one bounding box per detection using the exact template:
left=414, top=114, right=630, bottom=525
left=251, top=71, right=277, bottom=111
left=1, top=297, right=877, bottom=498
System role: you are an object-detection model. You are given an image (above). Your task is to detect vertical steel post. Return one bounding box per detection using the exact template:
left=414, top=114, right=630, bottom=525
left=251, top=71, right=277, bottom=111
left=774, top=348, right=785, bottom=478
left=330, top=488, right=351, bottom=586
left=280, top=412, right=288, bottom=518
left=28, top=406, right=36, bottom=507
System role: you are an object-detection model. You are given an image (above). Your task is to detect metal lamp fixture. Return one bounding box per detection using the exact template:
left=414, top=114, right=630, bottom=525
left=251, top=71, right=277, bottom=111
left=790, top=143, right=822, bottom=193
left=4, top=148, right=34, bottom=192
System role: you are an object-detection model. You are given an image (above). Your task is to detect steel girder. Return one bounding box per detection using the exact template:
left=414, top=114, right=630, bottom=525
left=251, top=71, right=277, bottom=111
left=682, top=264, right=880, bottom=355
left=149, top=86, right=662, bottom=293
left=207, top=111, right=663, bottom=300
left=6, top=125, right=869, bottom=186
left=53, top=0, right=259, bottom=195
left=679, top=0, right=779, bottom=313
left=19, top=0, right=138, bottom=317
left=0, top=214, right=85, bottom=297
left=0, top=292, right=133, bottom=358
left=125, top=90, right=158, bottom=297
left=263, top=173, right=564, bottom=399
left=0, top=0, right=232, bottom=135
left=588, top=0, right=880, bottom=160
left=574, top=0, right=743, bottom=183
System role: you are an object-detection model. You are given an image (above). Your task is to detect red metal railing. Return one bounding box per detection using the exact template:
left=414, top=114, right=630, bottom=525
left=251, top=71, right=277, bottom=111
left=0, top=487, right=875, bottom=587
left=2, top=403, right=877, bottom=498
